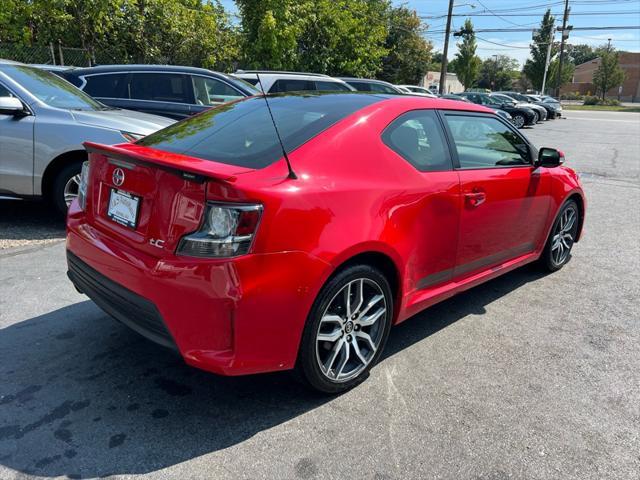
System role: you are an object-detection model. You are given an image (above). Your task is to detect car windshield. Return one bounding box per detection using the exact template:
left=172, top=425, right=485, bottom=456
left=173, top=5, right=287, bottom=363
left=5, top=65, right=105, bottom=110
left=137, top=92, right=385, bottom=168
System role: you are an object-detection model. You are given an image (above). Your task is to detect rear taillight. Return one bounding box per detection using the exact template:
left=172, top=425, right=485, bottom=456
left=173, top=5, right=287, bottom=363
left=78, top=160, right=90, bottom=211
left=177, top=202, right=263, bottom=258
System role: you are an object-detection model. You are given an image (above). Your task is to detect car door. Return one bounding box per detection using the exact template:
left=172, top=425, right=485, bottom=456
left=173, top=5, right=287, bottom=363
left=0, top=82, right=35, bottom=196
left=441, top=111, right=551, bottom=278
left=125, top=72, right=192, bottom=119
left=80, top=73, right=129, bottom=110
left=381, top=109, right=460, bottom=291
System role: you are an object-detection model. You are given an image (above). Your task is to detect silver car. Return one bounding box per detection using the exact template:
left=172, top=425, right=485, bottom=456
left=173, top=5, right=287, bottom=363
left=0, top=61, right=174, bottom=213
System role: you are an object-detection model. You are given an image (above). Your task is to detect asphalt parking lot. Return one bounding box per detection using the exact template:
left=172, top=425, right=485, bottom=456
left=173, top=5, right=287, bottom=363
left=1, top=110, right=639, bottom=480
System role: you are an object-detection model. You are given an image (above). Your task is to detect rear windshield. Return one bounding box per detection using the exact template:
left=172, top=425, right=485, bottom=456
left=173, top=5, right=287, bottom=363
left=137, top=92, right=384, bottom=168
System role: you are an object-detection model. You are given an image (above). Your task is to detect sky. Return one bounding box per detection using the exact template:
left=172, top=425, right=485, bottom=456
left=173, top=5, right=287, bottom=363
left=219, top=0, right=640, bottom=67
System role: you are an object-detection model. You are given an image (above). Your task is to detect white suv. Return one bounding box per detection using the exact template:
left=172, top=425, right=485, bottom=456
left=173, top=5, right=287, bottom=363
left=233, top=71, right=355, bottom=94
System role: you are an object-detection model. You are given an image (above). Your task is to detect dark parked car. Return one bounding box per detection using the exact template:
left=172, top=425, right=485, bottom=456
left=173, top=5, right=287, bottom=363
left=527, top=94, right=562, bottom=118
left=440, top=94, right=513, bottom=123
left=458, top=92, right=536, bottom=128
left=497, top=91, right=558, bottom=119
left=52, top=65, right=260, bottom=120
left=338, top=78, right=405, bottom=94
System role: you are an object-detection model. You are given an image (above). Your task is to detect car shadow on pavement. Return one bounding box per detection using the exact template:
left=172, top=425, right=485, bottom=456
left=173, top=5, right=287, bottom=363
left=0, top=200, right=65, bottom=248
left=0, top=266, right=547, bottom=478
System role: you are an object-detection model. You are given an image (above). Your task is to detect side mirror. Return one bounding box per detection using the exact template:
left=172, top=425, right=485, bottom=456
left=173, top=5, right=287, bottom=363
left=0, top=96, right=27, bottom=116
left=536, top=147, right=565, bottom=168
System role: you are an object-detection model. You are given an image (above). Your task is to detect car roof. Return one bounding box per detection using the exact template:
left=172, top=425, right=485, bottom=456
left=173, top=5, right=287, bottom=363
left=338, top=77, right=394, bottom=86
left=64, top=64, right=229, bottom=77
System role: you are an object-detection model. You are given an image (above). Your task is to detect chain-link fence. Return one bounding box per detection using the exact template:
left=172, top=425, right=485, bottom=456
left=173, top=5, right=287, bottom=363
left=0, top=42, right=98, bottom=67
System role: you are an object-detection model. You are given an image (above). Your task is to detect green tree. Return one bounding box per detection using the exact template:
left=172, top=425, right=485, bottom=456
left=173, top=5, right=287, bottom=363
left=592, top=44, right=626, bottom=100
left=379, top=6, right=432, bottom=84
left=478, top=55, right=519, bottom=91
left=523, top=9, right=556, bottom=90
left=451, top=19, right=481, bottom=89
left=568, top=44, right=598, bottom=66
left=235, top=0, right=305, bottom=70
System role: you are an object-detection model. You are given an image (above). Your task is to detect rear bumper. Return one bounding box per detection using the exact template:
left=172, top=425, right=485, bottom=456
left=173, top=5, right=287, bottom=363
left=66, top=212, right=331, bottom=376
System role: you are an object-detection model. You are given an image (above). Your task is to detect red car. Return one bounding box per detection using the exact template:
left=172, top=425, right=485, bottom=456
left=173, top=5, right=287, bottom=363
left=66, top=93, right=585, bottom=393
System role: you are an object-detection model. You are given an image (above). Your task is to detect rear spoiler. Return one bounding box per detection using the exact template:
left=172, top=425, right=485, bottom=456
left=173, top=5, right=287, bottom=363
left=84, top=142, right=253, bottom=182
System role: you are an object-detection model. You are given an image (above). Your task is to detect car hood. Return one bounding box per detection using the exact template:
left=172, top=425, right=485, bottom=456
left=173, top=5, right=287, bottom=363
left=70, top=108, right=175, bottom=135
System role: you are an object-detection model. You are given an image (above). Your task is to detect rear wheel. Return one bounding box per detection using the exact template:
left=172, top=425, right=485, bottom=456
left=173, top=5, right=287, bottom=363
left=540, top=200, right=580, bottom=271
left=512, top=113, right=526, bottom=128
left=52, top=161, right=82, bottom=216
left=298, top=265, right=393, bottom=393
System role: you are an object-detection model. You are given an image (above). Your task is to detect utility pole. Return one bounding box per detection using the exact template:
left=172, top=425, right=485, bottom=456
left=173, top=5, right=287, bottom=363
left=541, top=27, right=555, bottom=95
left=556, top=0, right=570, bottom=97
left=439, top=0, right=455, bottom=95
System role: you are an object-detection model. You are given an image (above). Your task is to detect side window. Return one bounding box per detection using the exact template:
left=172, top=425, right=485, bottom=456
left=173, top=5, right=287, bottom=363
left=191, top=76, right=244, bottom=105
left=369, top=83, right=398, bottom=94
left=270, top=79, right=314, bottom=93
left=0, top=84, right=13, bottom=97
left=83, top=74, right=128, bottom=98
left=382, top=110, right=451, bottom=172
left=445, top=114, right=531, bottom=168
left=129, top=73, right=189, bottom=103
left=315, top=81, right=351, bottom=92
left=346, top=81, right=372, bottom=92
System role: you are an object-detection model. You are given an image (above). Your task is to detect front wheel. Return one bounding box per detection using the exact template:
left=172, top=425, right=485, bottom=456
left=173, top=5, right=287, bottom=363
left=297, top=265, right=393, bottom=393
left=512, top=113, right=526, bottom=128
left=540, top=200, right=580, bottom=271
left=532, top=111, right=540, bottom=124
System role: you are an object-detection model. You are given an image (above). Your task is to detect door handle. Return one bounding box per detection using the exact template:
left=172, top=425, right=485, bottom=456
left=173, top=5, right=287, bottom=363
left=465, top=191, right=486, bottom=207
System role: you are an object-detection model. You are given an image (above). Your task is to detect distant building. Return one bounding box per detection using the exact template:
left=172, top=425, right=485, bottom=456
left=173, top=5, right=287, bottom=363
left=421, top=71, right=464, bottom=94
left=560, top=52, right=640, bottom=102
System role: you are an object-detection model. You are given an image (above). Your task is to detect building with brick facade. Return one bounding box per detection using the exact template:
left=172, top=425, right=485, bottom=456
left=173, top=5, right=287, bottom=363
left=561, top=52, right=640, bottom=102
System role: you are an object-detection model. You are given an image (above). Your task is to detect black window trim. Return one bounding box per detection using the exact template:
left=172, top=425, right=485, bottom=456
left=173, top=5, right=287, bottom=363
left=437, top=110, right=537, bottom=171
left=77, top=71, right=246, bottom=105
left=381, top=108, right=454, bottom=173
left=0, top=79, right=34, bottom=116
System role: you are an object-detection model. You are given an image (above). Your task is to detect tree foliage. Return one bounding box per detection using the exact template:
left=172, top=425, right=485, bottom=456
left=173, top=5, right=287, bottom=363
left=477, top=55, right=519, bottom=91
left=450, top=19, right=480, bottom=89
left=379, top=6, right=432, bottom=84
left=567, top=44, right=598, bottom=66
left=592, top=44, right=626, bottom=100
left=523, top=9, right=556, bottom=90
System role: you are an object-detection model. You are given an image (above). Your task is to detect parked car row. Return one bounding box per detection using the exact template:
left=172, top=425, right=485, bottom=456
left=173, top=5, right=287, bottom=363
left=1, top=59, right=562, bottom=215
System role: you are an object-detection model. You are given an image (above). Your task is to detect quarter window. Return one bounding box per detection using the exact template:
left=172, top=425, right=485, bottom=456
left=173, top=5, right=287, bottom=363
left=444, top=114, right=531, bottom=168
left=382, top=110, right=451, bottom=172
left=191, top=76, right=244, bottom=105
left=128, top=73, right=189, bottom=103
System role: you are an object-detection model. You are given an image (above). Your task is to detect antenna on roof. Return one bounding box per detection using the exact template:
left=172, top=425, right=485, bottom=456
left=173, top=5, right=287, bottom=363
left=255, top=73, right=297, bottom=180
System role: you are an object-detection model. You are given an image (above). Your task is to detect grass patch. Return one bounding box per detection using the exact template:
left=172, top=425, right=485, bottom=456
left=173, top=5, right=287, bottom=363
left=563, top=104, right=640, bottom=113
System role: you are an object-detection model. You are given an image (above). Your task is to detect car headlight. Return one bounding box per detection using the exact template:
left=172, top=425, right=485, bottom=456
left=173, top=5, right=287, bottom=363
left=120, top=131, right=145, bottom=142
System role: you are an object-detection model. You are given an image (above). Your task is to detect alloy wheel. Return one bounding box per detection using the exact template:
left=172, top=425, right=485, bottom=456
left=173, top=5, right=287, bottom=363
left=551, top=205, right=577, bottom=265
left=513, top=114, right=525, bottom=128
left=64, top=174, right=81, bottom=207
left=315, top=278, right=387, bottom=382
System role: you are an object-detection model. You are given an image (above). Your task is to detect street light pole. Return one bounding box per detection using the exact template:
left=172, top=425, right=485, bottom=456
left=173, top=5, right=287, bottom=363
left=439, top=0, right=455, bottom=95
left=541, top=28, right=555, bottom=95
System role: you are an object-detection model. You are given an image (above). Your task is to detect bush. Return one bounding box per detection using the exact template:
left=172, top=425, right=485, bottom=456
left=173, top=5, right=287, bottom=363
left=583, top=96, right=621, bottom=106
left=560, top=92, right=584, bottom=100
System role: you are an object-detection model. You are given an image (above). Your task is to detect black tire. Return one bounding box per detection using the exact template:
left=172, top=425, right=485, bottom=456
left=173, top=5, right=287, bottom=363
left=532, top=111, right=540, bottom=124
left=512, top=113, right=526, bottom=128
left=540, top=200, right=580, bottom=272
left=51, top=161, right=83, bottom=216
left=297, top=264, right=393, bottom=394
